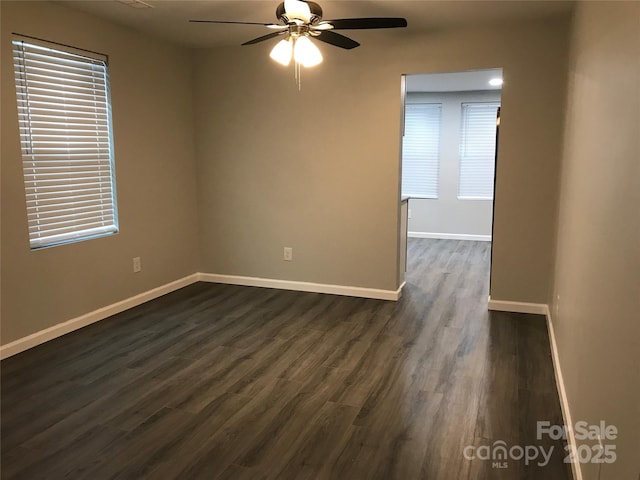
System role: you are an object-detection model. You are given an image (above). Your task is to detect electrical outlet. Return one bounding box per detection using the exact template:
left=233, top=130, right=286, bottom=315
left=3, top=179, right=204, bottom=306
left=133, top=256, right=142, bottom=273
left=283, top=247, right=293, bottom=261
left=408, top=209, right=412, bottom=219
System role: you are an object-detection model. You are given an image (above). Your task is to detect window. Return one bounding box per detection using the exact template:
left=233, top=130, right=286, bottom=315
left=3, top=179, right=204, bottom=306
left=13, top=37, right=118, bottom=249
left=458, top=102, right=500, bottom=200
left=401, top=103, right=442, bottom=198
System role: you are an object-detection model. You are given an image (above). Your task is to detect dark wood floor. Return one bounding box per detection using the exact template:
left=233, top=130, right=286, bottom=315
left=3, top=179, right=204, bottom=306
left=1, top=239, right=570, bottom=480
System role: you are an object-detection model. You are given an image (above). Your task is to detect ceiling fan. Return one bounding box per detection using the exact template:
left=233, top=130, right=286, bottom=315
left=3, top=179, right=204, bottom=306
left=190, top=0, right=408, bottom=70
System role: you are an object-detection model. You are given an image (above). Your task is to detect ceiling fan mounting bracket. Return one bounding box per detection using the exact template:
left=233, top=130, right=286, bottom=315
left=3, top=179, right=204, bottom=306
left=287, top=23, right=311, bottom=38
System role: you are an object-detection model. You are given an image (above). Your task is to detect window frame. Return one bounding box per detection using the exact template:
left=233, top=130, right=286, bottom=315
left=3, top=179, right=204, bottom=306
left=401, top=102, right=443, bottom=199
left=12, top=35, right=119, bottom=250
left=457, top=101, right=500, bottom=201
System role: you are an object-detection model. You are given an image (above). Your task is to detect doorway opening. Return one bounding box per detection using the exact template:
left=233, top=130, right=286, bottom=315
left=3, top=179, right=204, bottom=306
left=399, top=68, right=502, bottom=294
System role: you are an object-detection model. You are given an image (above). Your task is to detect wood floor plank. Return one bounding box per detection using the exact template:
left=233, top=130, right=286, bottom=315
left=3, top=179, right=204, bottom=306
left=143, top=391, right=254, bottom=479
left=8, top=424, right=126, bottom=480
left=160, top=378, right=303, bottom=479
left=65, top=407, right=194, bottom=479
left=274, top=401, right=360, bottom=480
left=1, top=239, right=569, bottom=480
left=328, top=332, right=404, bottom=407
left=215, top=464, right=267, bottom=480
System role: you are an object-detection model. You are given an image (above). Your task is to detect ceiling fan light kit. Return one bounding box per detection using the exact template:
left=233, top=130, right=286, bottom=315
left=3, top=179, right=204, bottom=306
left=270, top=38, right=293, bottom=66
left=292, top=36, right=323, bottom=67
left=190, top=0, right=407, bottom=88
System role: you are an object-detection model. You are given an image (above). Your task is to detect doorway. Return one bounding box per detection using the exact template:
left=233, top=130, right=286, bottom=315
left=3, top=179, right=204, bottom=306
left=400, top=69, right=502, bottom=289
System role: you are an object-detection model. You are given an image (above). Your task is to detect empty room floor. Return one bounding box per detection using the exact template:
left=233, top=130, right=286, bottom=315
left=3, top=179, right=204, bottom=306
left=0, top=239, right=570, bottom=479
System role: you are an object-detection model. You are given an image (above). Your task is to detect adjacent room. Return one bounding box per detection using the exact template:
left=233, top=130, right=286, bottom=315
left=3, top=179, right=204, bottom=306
left=1, top=1, right=638, bottom=479
left=400, top=69, right=502, bottom=298
left=402, top=69, right=502, bottom=243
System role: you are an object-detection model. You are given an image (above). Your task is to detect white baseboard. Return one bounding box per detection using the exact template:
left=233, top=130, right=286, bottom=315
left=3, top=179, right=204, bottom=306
left=545, top=306, right=582, bottom=480
left=408, top=231, right=492, bottom=242
left=0, top=274, right=200, bottom=360
left=487, top=297, right=580, bottom=480
left=487, top=297, right=548, bottom=315
left=199, top=273, right=404, bottom=301
left=0, top=272, right=403, bottom=360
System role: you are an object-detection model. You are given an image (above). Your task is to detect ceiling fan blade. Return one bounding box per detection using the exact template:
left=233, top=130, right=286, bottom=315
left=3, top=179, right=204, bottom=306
left=325, top=18, right=408, bottom=30
left=315, top=31, right=360, bottom=50
left=242, top=31, right=285, bottom=46
left=189, top=20, right=282, bottom=27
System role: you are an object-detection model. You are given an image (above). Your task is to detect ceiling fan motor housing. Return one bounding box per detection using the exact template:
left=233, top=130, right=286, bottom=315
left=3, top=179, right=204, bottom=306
left=276, top=1, right=323, bottom=24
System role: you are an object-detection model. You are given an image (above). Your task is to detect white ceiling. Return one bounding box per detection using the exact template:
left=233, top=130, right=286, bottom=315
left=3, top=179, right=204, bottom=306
left=58, top=0, right=574, bottom=48
left=406, top=68, right=503, bottom=92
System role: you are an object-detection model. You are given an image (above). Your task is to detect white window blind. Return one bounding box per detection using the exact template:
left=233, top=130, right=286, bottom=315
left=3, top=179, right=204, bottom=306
left=458, top=102, right=499, bottom=200
left=13, top=38, right=118, bottom=249
left=402, top=103, right=442, bottom=198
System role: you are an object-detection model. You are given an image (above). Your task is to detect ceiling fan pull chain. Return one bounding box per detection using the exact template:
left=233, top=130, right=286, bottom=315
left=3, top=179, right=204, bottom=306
left=294, top=58, right=301, bottom=91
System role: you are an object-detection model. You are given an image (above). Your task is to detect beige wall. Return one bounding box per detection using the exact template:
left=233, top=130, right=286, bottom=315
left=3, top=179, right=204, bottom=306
left=3, top=5, right=638, bottom=474
left=1, top=5, right=572, bottom=346
left=550, top=2, right=640, bottom=479
left=406, top=90, right=501, bottom=238
left=194, top=18, right=569, bottom=298
left=1, top=1, right=199, bottom=344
